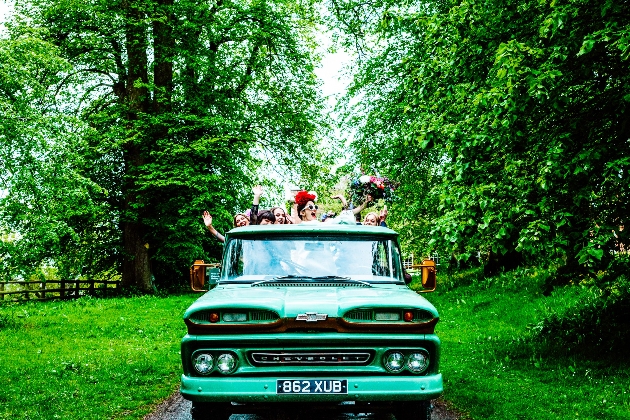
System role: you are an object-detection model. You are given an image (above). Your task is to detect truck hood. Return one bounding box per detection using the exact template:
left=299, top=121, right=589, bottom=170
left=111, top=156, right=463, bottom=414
left=184, top=284, right=439, bottom=319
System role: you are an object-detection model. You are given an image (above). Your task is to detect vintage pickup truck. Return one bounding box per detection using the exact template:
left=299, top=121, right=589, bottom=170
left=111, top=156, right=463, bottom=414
left=181, top=223, right=442, bottom=420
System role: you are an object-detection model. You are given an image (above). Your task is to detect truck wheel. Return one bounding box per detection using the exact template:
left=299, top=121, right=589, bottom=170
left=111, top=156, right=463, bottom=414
left=190, top=402, right=231, bottom=420
left=394, top=401, right=432, bottom=420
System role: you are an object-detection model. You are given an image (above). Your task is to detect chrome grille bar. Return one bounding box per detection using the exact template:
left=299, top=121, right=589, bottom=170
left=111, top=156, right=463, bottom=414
left=252, top=282, right=370, bottom=287
left=250, top=352, right=372, bottom=365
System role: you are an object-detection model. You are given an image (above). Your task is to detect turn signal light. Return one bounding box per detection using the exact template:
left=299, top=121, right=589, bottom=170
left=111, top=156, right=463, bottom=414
left=403, top=311, right=414, bottom=322
left=209, top=312, right=220, bottom=323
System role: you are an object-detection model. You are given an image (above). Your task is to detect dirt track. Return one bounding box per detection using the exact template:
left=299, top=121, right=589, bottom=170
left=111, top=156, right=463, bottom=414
left=144, top=393, right=462, bottom=420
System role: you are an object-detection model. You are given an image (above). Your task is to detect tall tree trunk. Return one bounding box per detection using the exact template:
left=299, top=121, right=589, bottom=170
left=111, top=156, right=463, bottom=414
left=153, top=0, right=173, bottom=118
left=121, top=0, right=152, bottom=291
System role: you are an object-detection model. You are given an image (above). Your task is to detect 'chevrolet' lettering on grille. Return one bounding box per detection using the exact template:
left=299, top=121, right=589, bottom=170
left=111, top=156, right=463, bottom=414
left=295, top=312, right=328, bottom=322
left=251, top=352, right=372, bottom=365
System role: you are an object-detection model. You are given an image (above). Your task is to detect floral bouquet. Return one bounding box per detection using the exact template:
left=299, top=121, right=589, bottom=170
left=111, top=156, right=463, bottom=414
left=349, top=173, right=397, bottom=206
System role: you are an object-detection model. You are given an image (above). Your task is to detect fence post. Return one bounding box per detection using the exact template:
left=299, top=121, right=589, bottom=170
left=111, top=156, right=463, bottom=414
left=24, top=282, right=30, bottom=300
left=41, top=282, right=46, bottom=300
left=0, top=282, right=3, bottom=302
left=75, top=280, right=80, bottom=298
left=89, top=280, right=95, bottom=296
left=60, top=280, right=65, bottom=299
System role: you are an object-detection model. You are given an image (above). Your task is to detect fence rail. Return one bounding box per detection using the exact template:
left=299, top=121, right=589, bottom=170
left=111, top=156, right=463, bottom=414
left=0, top=280, right=120, bottom=301
left=403, top=253, right=440, bottom=270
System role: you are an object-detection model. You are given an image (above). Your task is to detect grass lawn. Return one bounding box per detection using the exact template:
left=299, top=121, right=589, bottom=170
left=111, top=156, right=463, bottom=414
left=420, top=269, right=630, bottom=419
left=1, top=272, right=629, bottom=420
left=0, top=294, right=198, bottom=419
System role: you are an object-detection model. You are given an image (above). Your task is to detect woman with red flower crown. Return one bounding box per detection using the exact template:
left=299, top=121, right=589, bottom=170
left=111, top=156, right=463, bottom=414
left=291, top=190, right=359, bottom=224
left=291, top=190, right=319, bottom=223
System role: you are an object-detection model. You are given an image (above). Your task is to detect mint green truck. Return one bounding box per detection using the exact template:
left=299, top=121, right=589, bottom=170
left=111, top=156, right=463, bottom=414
left=181, top=224, right=442, bottom=419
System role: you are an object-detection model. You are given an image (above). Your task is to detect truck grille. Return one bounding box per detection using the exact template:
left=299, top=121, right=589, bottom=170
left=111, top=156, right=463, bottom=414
left=189, top=310, right=278, bottom=323
left=344, top=310, right=372, bottom=321
left=344, top=309, right=434, bottom=322
left=250, top=351, right=372, bottom=365
left=252, top=282, right=370, bottom=287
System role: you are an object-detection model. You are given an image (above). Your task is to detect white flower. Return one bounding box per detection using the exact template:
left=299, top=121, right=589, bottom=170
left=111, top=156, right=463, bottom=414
left=359, top=175, right=371, bottom=183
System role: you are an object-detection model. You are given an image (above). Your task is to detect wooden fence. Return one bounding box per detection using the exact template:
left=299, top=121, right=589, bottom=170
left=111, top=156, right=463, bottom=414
left=0, top=280, right=120, bottom=302
left=403, top=253, right=440, bottom=270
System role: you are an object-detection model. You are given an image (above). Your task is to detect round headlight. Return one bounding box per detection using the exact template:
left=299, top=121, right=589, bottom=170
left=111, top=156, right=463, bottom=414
left=383, top=351, right=405, bottom=373
left=407, top=351, right=429, bottom=373
left=193, top=353, right=214, bottom=375
left=216, top=353, right=237, bottom=374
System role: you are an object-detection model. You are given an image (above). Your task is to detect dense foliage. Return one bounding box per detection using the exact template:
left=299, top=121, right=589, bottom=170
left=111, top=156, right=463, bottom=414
left=329, top=0, right=630, bottom=285
left=0, top=30, right=112, bottom=281
left=3, top=0, right=629, bottom=293
left=1, top=0, right=329, bottom=289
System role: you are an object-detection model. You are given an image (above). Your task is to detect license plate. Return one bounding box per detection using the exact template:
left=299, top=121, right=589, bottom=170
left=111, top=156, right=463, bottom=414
left=276, top=379, right=348, bottom=394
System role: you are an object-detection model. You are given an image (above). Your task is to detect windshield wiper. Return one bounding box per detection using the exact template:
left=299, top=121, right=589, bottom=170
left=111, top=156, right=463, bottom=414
left=271, top=275, right=310, bottom=280
left=271, top=275, right=352, bottom=282
left=251, top=276, right=371, bottom=287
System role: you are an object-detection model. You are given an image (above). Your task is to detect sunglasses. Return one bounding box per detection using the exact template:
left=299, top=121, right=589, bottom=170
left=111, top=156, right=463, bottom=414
left=304, top=204, right=318, bottom=211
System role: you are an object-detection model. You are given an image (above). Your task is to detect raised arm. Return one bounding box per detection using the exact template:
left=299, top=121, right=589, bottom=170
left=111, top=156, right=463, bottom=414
left=202, top=211, right=225, bottom=243
left=352, top=194, right=373, bottom=215
left=331, top=194, right=348, bottom=210
left=290, top=197, right=301, bottom=224
left=250, top=185, right=263, bottom=225
left=379, top=205, right=388, bottom=227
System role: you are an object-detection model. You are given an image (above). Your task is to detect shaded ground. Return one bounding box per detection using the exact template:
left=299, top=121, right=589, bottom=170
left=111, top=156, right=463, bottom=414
left=144, top=393, right=463, bottom=420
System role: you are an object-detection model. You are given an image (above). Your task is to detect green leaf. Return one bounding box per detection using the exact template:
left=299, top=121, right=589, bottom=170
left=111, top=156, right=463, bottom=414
left=578, top=39, right=596, bottom=56
left=587, top=248, right=604, bottom=260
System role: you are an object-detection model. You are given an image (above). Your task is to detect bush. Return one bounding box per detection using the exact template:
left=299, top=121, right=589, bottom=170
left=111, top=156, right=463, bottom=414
left=533, top=273, right=630, bottom=358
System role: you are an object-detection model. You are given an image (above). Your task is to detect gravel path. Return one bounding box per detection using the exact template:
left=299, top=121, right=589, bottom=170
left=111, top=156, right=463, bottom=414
left=144, top=393, right=463, bottom=420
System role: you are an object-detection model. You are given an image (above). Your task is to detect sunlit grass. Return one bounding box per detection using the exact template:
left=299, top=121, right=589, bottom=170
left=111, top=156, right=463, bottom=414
left=0, top=294, right=197, bottom=419
left=2, top=275, right=629, bottom=419
left=420, top=268, right=630, bottom=419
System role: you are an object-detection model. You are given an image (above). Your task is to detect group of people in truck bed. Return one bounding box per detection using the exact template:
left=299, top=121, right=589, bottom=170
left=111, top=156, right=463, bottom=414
left=203, top=186, right=388, bottom=243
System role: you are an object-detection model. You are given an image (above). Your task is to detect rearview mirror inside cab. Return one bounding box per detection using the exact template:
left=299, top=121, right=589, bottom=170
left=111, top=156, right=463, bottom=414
left=189, top=260, right=221, bottom=292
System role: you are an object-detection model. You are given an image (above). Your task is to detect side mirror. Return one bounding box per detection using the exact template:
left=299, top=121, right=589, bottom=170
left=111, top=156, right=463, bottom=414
left=190, top=260, right=221, bottom=292
left=419, top=259, right=437, bottom=292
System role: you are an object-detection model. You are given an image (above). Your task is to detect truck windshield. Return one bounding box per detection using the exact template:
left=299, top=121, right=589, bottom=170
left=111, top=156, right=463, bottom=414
left=221, top=236, right=404, bottom=283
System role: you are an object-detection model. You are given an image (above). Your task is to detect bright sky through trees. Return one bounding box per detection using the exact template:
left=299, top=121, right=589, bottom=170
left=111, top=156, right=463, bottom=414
left=0, top=1, right=12, bottom=35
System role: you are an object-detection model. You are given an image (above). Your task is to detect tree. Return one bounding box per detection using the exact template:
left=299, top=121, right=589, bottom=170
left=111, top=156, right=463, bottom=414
left=0, top=27, right=117, bottom=281
left=6, top=0, right=326, bottom=290
left=329, top=0, right=630, bottom=281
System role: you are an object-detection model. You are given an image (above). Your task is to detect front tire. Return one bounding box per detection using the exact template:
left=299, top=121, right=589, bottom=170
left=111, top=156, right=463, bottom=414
left=394, top=401, right=432, bottom=420
left=190, top=402, right=231, bottom=420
